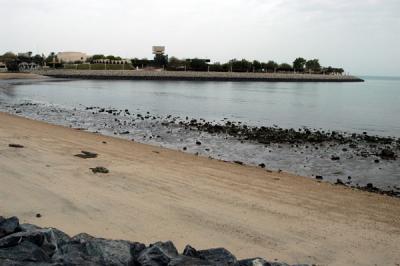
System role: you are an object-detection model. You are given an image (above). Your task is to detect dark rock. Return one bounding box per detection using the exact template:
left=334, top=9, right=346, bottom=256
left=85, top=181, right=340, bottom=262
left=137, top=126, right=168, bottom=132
left=90, top=167, right=109, bottom=174
left=136, top=241, right=178, bottom=266
left=168, top=255, right=213, bottom=266
left=0, top=241, right=50, bottom=262
left=196, top=141, right=202, bottom=146
left=331, top=156, right=340, bottom=161
left=36, top=214, right=42, bottom=218
left=350, top=144, right=357, bottom=149
left=315, top=176, right=323, bottom=180
left=379, top=149, right=396, bottom=160
left=374, top=159, right=380, bottom=163
left=234, top=161, right=244, bottom=165
left=54, top=232, right=142, bottom=266
left=0, top=259, right=55, bottom=266
left=196, top=248, right=237, bottom=266
left=183, top=245, right=200, bottom=258
left=0, top=216, right=19, bottom=238
left=335, top=179, right=346, bottom=186
left=236, top=258, right=271, bottom=266
left=8, top=144, right=24, bottom=148
left=19, top=224, right=42, bottom=232
left=183, top=147, right=187, bottom=151
left=0, top=228, right=70, bottom=256
left=75, top=151, right=98, bottom=159
left=259, top=163, right=266, bottom=168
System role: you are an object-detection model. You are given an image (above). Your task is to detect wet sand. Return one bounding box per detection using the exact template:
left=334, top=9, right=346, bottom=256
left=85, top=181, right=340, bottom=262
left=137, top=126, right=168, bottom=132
left=0, top=112, right=399, bottom=266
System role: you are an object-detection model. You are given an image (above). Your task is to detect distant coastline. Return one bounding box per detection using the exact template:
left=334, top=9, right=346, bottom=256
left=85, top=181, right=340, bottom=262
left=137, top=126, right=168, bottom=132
left=35, top=69, right=364, bottom=82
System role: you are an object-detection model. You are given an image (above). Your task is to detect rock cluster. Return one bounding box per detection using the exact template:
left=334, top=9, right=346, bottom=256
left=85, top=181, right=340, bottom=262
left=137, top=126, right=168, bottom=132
left=0, top=216, right=309, bottom=266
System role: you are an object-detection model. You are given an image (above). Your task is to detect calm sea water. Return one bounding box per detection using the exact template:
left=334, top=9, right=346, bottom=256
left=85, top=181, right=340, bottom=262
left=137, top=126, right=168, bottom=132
left=1, top=76, right=400, bottom=137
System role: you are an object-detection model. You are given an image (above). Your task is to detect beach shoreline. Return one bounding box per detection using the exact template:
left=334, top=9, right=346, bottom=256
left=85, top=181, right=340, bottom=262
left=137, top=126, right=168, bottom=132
left=0, top=112, right=399, bottom=265
left=0, top=72, right=46, bottom=80
left=34, top=69, right=364, bottom=82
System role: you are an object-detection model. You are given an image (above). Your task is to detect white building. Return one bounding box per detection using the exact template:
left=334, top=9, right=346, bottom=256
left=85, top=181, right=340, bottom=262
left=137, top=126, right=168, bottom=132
left=57, top=52, right=88, bottom=63
left=18, top=62, right=39, bottom=72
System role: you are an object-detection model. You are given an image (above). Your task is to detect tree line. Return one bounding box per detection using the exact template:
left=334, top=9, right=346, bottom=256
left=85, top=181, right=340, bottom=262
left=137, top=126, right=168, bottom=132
left=165, top=57, right=344, bottom=74
left=1, top=51, right=344, bottom=75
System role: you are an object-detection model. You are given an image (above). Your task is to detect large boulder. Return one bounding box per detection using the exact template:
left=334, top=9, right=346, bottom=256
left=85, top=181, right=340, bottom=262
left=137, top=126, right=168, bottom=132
left=53, top=232, right=145, bottom=265
left=197, top=248, right=237, bottom=266
left=0, top=228, right=70, bottom=257
left=0, top=241, right=50, bottom=262
left=136, top=241, right=179, bottom=266
left=184, top=246, right=237, bottom=266
left=182, top=245, right=200, bottom=258
left=0, top=216, right=20, bottom=238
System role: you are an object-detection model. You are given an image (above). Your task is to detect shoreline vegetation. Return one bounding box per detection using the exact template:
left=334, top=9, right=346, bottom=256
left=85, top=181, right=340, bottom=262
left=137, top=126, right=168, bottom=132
left=1, top=112, right=400, bottom=265
left=34, top=69, right=364, bottom=82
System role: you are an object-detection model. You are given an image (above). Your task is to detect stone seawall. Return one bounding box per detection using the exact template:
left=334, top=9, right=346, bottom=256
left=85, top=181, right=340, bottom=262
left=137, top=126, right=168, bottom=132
left=35, top=69, right=364, bottom=82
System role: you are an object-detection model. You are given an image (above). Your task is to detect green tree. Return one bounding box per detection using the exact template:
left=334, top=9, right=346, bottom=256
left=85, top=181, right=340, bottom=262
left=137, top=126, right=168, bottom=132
left=92, top=54, right=105, bottom=60
left=278, top=63, right=293, bottom=72
left=253, top=60, right=262, bottom=72
left=1, top=52, right=19, bottom=71
left=209, top=62, right=224, bottom=72
left=154, top=54, right=168, bottom=67
left=32, top=54, right=45, bottom=65
left=187, top=58, right=209, bottom=71
left=1, top=52, right=17, bottom=62
left=263, top=61, right=278, bottom=72
left=230, top=59, right=252, bottom=72
left=305, top=59, right=321, bottom=73
left=168, top=56, right=186, bottom=70
left=293, top=57, right=306, bottom=72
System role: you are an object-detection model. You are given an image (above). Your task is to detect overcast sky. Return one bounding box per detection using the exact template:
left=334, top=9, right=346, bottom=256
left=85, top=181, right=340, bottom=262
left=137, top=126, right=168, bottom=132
left=1, top=0, right=399, bottom=76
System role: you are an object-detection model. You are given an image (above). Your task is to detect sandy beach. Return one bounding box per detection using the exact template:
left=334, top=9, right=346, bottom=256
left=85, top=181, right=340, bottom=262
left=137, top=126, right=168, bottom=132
left=0, top=112, right=399, bottom=265
left=0, top=72, right=45, bottom=80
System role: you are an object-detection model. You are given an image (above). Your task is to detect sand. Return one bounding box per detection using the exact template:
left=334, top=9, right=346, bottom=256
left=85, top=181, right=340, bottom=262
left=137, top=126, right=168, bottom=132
left=0, top=72, right=45, bottom=80
left=0, top=112, right=399, bottom=266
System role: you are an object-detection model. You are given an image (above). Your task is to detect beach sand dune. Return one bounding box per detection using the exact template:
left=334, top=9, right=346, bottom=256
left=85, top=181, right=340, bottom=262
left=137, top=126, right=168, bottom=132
left=0, top=112, right=399, bottom=266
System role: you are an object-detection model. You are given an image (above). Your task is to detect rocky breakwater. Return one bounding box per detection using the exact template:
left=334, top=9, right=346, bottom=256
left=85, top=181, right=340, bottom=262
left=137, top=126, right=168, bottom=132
left=0, top=216, right=309, bottom=266
left=34, top=69, right=364, bottom=82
